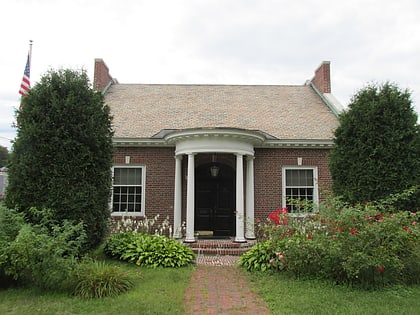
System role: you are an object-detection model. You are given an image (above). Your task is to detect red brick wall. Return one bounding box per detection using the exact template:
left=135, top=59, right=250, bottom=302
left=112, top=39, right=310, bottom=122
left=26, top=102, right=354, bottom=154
left=113, top=147, right=175, bottom=222
left=254, top=148, right=332, bottom=219
left=93, top=59, right=113, bottom=91
left=113, top=146, right=333, bottom=224
left=311, top=61, right=331, bottom=93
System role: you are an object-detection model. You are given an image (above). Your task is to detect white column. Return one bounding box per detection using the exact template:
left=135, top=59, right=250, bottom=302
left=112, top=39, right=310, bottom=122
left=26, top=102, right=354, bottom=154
left=184, top=153, right=196, bottom=242
left=235, top=153, right=246, bottom=242
left=173, top=155, right=183, bottom=239
left=245, top=155, right=256, bottom=239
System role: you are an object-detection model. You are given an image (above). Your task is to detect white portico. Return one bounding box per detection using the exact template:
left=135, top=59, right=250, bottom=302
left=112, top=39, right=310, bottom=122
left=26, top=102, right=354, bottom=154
left=165, top=128, right=264, bottom=242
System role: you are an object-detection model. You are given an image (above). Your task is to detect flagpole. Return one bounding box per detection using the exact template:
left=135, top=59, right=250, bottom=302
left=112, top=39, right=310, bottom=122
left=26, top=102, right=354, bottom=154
left=29, top=40, right=33, bottom=68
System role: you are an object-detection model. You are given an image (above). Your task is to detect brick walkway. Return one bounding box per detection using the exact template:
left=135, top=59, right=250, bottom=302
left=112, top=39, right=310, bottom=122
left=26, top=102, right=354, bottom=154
left=184, top=264, right=271, bottom=315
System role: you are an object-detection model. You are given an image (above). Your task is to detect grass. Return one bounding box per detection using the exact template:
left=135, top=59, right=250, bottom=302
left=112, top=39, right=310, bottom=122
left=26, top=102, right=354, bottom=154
left=0, top=260, right=194, bottom=315
left=247, top=271, right=420, bottom=315
left=1, top=256, right=419, bottom=315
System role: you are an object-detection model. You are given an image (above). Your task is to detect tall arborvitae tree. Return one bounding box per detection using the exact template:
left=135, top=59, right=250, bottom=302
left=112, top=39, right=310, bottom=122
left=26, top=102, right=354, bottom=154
left=5, top=69, right=114, bottom=248
left=0, top=145, right=8, bottom=168
left=329, top=82, right=420, bottom=205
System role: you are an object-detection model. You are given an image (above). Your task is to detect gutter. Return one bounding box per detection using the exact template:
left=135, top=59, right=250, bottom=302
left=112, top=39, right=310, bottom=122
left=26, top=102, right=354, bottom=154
left=309, top=82, right=342, bottom=118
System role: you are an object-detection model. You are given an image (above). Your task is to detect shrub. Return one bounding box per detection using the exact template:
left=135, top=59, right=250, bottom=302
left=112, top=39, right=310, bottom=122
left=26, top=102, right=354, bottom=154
left=103, top=232, right=134, bottom=258
left=104, top=233, right=195, bottom=268
left=239, top=240, right=284, bottom=272
left=0, top=206, right=25, bottom=242
left=72, top=260, right=134, bottom=299
left=244, top=200, right=419, bottom=288
left=1, top=207, right=86, bottom=290
left=0, top=206, right=25, bottom=287
left=6, top=68, right=114, bottom=250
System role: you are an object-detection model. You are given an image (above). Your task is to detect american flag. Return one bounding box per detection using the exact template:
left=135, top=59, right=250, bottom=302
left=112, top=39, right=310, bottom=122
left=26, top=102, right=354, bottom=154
left=19, top=54, right=31, bottom=97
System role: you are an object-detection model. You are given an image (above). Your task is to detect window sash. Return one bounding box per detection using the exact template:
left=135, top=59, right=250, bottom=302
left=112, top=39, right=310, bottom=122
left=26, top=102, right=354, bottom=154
left=112, top=167, right=144, bottom=214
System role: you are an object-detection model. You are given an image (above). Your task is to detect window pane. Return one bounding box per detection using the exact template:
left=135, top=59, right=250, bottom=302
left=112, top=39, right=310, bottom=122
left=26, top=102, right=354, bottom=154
left=286, top=169, right=314, bottom=186
left=114, top=168, right=122, bottom=185
left=114, top=168, right=142, bottom=185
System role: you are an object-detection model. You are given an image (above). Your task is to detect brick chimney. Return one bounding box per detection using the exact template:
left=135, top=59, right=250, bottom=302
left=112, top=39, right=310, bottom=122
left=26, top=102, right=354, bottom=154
left=93, top=58, right=114, bottom=91
left=311, top=61, right=331, bottom=93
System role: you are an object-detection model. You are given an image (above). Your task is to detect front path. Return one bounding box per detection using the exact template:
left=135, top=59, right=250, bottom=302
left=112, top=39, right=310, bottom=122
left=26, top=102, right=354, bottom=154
left=184, top=264, right=271, bottom=315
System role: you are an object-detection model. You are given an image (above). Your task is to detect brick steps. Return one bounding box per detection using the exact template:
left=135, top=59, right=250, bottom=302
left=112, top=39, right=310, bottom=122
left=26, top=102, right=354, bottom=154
left=184, top=238, right=256, bottom=256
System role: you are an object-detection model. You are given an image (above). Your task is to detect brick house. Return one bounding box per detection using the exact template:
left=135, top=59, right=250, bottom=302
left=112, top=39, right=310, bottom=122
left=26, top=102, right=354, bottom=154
left=94, top=59, right=341, bottom=242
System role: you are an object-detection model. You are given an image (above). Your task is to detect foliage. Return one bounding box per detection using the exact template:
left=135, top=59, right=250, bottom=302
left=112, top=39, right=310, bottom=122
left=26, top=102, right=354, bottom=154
left=0, top=207, right=86, bottom=290
left=239, top=240, right=279, bottom=272
left=0, top=205, right=25, bottom=243
left=0, top=206, right=25, bottom=287
left=72, top=260, right=134, bottom=299
left=329, top=82, right=420, bottom=205
left=378, top=185, right=420, bottom=213
left=104, top=232, right=195, bottom=268
left=0, top=145, right=8, bottom=168
left=5, top=68, right=114, bottom=249
left=243, top=199, right=419, bottom=288
left=111, top=213, right=174, bottom=237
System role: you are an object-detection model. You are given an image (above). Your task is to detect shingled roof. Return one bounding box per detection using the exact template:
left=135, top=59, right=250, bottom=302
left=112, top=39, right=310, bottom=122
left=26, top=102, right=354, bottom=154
left=96, top=60, right=341, bottom=142
left=105, top=83, right=339, bottom=140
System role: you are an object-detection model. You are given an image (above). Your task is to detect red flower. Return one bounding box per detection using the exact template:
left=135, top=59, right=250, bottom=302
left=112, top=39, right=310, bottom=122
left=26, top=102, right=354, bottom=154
left=268, top=208, right=289, bottom=226
left=349, top=228, right=358, bottom=235
left=307, top=234, right=313, bottom=239
left=402, top=226, right=412, bottom=233
left=268, top=211, right=280, bottom=225
left=411, top=221, right=417, bottom=226
left=377, top=266, right=384, bottom=273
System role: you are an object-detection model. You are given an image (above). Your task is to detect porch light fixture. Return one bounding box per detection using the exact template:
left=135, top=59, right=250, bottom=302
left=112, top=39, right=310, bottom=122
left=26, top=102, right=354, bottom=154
left=210, top=165, right=220, bottom=178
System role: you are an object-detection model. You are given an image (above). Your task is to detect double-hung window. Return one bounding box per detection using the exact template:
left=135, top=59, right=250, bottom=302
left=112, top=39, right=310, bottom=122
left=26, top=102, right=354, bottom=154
left=112, top=166, right=145, bottom=215
left=282, top=167, right=318, bottom=213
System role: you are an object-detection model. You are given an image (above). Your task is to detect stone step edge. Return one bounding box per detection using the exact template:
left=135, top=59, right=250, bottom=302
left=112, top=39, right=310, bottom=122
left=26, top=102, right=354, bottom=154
left=185, top=240, right=257, bottom=249
left=191, top=247, right=250, bottom=256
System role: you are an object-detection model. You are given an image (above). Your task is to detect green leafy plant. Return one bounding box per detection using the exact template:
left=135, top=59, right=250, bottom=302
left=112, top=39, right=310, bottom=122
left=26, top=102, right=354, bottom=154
left=329, top=82, right=420, bottom=205
left=72, top=260, right=134, bottom=299
left=0, top=206, right=25, bottom=287
left=6, top=68, right=114, bottom=250
left=239, top=240, right=278, bottom=272
left=104, top=233, right=195, bottom=268
left=244, top=199, right=419, bottom=288
left=1, top=207, right=86, bottom=290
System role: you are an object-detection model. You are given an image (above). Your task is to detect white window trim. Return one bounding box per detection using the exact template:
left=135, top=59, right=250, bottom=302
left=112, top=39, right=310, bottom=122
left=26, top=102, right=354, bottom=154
left=282, top=166, right=319, bottom=215
left=111, top=165, right=146, bottom=216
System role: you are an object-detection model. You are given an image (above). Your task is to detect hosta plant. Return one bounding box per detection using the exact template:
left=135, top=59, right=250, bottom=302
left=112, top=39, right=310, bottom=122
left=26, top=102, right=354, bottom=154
left=104, top=232, right=195, bottom=268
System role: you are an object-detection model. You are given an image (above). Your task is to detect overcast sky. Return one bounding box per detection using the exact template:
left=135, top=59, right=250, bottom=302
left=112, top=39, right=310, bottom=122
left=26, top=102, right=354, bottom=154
left=1, top=0, right=420, bottom=149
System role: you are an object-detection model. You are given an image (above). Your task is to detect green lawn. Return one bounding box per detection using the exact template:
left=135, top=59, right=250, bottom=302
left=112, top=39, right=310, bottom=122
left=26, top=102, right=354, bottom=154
left=247, top=271, right=420, bottom=315
left=0, top=262, right=194, bottom=315
left=1, top=262, right=419, bottom=315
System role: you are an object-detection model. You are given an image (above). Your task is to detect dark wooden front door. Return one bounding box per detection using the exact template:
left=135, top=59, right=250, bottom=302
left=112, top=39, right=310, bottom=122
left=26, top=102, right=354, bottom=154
left=195, top=163, right=235, bottom=236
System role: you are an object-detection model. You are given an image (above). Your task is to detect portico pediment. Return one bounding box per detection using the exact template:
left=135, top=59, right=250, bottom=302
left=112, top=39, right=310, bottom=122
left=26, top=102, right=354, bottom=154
left=164, top=128, right=265, bottom=156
